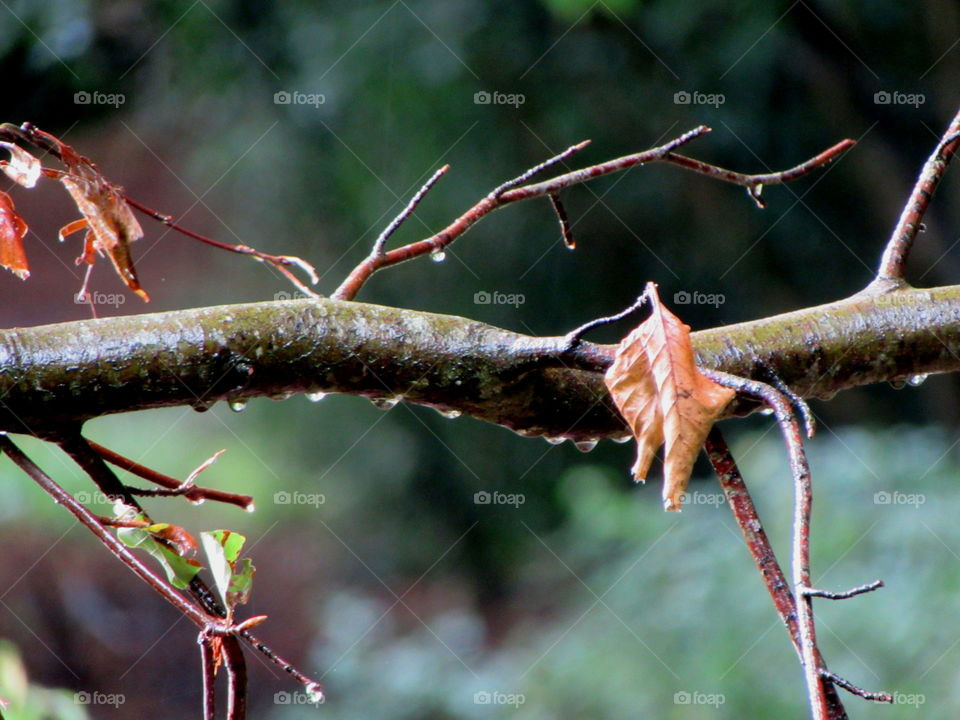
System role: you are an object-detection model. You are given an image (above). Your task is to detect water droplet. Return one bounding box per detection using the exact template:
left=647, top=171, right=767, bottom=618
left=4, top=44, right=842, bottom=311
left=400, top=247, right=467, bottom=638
left=545, top=436, right=565, bottom=445
left=188, top=497, right=206, bottom=506
left=612, top=436, right=631, bottom=444
left=907, top=373, right=928, bottom=387
left=228, top=399, right=248, bottom=413
left=244, top=502, right=256, bottom=513
left=306, top=683, right=324, bottom=705
left=436, top=408, right=461, bottom=419
left=371, top=395, right=400, bottom=411
left=306, top=391, right=327, bottom=402
left=759, top=407, right=774, bottom=416
left=575, top=440, right=598, bottom=453
left=430, top=250, right=446, bottom=263
left=192, top=400, right=214, bottom=413
left=889, top=379, right=907, bottom=390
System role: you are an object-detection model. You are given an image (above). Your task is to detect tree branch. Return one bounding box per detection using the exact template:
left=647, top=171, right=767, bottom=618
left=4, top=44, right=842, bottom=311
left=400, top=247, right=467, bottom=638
left=1, top=284, right=958, bottom=441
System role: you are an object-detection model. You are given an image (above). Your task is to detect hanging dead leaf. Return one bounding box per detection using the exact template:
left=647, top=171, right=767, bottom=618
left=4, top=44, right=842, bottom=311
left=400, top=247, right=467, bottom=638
left=604, top=282, right=735, bottom=511
left=28, top=127, right=149, bottom=301
left=0, top=191, right=29, bottom=279
left=0, top=142, right=41, bottom=188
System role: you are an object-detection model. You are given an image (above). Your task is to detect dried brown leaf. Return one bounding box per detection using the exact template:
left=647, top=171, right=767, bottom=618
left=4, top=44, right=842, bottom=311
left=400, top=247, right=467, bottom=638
left=604, top=283, right=735, bottom=511
left=0, top=191, right=29, bottom=279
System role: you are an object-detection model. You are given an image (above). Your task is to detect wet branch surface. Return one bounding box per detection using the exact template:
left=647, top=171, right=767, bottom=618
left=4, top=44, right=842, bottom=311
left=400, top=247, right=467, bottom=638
left=0, top=284, right=958, bottom=440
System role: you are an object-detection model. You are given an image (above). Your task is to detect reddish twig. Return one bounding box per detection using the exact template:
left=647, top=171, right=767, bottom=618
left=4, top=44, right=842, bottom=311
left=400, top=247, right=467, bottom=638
left=333, top=127, right=854, bottom=300
left=223, top=635, right=247, bottom=720
left=372, top=164, right=450, bottom=257
left=705, top=371, right=892, bottom=717
left=0, top=121, right=320, bottom=300
left=200, top=635, right=217, bottom=720
left=548, top=193, right=576, bottom=249
left=0, top=434, right=213, bottom=628
left=874, top=106, right=960, bottom=284
left=704, top=427, right=849, bottom=720
left=123, top=196, right=320, bottom=298
left=88, top=440, right=254, bottom=510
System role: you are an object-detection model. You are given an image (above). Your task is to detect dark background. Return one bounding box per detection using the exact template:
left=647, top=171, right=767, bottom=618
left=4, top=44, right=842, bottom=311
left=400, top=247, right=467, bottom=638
left=0, top=2, right=958, bottom=718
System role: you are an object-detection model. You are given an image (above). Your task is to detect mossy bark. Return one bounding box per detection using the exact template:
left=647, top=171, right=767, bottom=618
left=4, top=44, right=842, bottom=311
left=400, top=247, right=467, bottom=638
left=1, top=284, right=958, bottom=440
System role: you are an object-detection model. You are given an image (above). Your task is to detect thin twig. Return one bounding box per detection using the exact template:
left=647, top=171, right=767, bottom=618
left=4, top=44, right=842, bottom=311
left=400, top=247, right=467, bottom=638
left=371, top=165, right=450, bottom=257
left=333, top=127, right=854, bottom=300
left=704, top=371, right=829, bottom=720
left=704, top=427, right=849, bottom=720
left=0, top=434, right=213, bottom=628
left=802, top=580, right=884, bottom=600
left=200, top=635, right=216, bottom=720
left=757, top=361, right=816, bottom=438
left=548, top=193, right=576, bottom=249
left=820, top=670, right=893, bottom=703
left=223, top=635, right=247, bottom=720
left=489, top=140, right=591, bottom=198
left=875, top=105, right=960, bottom=283
left=88, top=440, right=254, bottom=510
left=562, top=292, right=649, bottom=349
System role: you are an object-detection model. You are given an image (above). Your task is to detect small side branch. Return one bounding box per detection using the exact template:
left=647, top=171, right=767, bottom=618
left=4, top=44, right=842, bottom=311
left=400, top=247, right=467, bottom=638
left=801, top=580, right=884, bottom=600
left=333, top=128, right=853, bottom=300
left=874, top=106, right=960, bottom=283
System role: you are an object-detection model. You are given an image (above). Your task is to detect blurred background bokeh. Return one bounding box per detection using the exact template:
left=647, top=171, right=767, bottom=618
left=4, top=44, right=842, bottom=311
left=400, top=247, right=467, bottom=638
left=1, top=1, right=959, bottom=718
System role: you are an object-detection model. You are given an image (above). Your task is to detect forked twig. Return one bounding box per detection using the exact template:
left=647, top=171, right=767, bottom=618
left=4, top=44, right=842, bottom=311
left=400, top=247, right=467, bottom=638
left=704, top=427, right=849, bottom=720
left=874, top=106, right=960, bottom=284
left=704, top=371, right=891, bottom=717
left=333, top=127, right=854, bottom=300
left=88, top=440, right=254, bottom=510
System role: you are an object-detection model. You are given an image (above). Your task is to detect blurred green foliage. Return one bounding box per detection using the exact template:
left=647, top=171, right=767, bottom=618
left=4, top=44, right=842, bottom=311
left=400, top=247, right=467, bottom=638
left=1, top=1, right=960, bottom=718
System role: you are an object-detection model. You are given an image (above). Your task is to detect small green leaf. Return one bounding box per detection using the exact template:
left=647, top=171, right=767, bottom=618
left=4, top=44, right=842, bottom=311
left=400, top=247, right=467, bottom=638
left=200, top=530, right=249, bottom=609
left=118, top=523, right=202, bottom=589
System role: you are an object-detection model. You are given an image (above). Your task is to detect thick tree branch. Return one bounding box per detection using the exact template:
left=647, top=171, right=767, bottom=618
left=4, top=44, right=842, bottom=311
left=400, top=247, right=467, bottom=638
left=1, top=284, right=958, bottom=440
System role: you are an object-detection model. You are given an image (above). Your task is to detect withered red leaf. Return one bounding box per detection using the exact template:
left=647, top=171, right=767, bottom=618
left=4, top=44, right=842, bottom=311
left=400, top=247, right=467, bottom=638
left=0, top=191, right=29, bottom=279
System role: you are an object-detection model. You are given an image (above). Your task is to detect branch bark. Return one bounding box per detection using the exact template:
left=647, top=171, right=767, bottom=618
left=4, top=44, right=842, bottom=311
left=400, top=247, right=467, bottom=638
left=1, top=283, right=957, bottom=439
